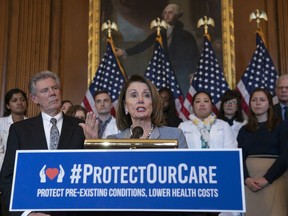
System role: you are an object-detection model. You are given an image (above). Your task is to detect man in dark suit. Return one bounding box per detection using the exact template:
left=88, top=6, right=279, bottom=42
left=0, top=71, right=85, bottom=216
left=115, top=4, right=199, bottom=95
left=274, top=74, right=288, bottom=121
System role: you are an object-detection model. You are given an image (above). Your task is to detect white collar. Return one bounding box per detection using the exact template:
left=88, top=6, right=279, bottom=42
left=41, top=111, right=63, bottom=123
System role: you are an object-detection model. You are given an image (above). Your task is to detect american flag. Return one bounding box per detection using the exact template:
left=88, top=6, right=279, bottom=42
left=181, top=35, right=230, bottom=119
left=82, top=38, right=127, bottom=116
left=144, top=35, right=185, bottom=117
left=236, top=33, right=278, bottom=115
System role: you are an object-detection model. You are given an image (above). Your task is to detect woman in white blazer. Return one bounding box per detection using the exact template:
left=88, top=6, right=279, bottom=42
left=179, top=91, right=237, bottom=149
left=179, top=91, right=239, bottom=216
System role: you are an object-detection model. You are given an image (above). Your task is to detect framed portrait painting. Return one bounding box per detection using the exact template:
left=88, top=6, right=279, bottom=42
left=88, top=0, right=235, bottom=94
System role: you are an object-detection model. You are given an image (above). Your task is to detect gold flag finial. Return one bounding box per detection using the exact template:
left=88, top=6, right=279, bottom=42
left=249, top=9, right=268, bottom=29
left=197, top=16, right=215, bottom=35
left=150, top=18, right=168, bottom=36
left=101, top=20, right=118, bottom=38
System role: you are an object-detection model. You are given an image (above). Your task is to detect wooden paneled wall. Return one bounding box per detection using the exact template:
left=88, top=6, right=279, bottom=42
left=276, top=0, right=288, bottom=74
left=0, top=0, right=51, bottom=116
left=0, top=0, right=88, bottom=117
left=0, top=0, right=287, bottom=117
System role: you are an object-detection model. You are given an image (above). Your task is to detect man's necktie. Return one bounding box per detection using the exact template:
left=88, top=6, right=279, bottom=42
left=50, top=118, right=59, bottom=149
left=98, top=117, right=112, bottom=138
left=284, top=106, right=288, bottom=120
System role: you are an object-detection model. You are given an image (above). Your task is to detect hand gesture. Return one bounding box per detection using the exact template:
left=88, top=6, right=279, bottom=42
left=115, top=48, right=124, bottom=57
left=254, top=177, right=269, bottom=188
left=245, top=177, right=262, bottom=192
left=79, top=112, right=99, bottom=139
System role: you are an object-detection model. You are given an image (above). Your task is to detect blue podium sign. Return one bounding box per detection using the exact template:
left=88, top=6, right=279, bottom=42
left=11, top=149, right=245, bottom=212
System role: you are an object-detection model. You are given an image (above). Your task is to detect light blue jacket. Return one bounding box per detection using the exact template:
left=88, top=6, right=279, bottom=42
left=108, top=126, right=188, bottom=149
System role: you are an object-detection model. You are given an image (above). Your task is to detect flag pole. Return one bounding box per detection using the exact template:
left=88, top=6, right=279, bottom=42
left=145, top=17, right=185, bottom=118
left=150, top=17, right=168, bottom=37
left=82, top=20, right=127, bottom=114
left=101, top=20, right=126, bottom=81
left=197, top=16, right=215, bottom=41
left=249, top=9, right=268, bottom=46
left=236, top=10, right=278, bottom=115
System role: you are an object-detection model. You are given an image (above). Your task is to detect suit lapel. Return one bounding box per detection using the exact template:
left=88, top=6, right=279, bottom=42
left=32, top=114, right=48, bottom=149
left=58, top=115, right=74, bottom=149
left=276, top=104, right=282, bottom=119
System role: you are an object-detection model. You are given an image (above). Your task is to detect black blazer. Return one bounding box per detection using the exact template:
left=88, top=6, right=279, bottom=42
left=0, top=114, right=85, bottom=216
left=274, top=103, right=283, bottom=120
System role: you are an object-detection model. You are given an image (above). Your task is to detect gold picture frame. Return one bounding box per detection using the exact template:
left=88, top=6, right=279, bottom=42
left=88, top=0, right=235, bottom=88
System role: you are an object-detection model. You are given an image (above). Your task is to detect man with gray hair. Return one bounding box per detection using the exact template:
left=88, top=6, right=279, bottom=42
left=0, top=71, right=85, bottom=216
left=116, top=3, right=199, bottom=95
left=274, top=74, right=288, bottom=120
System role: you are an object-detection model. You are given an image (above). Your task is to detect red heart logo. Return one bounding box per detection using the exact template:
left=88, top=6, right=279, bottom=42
left=46, top=168, right=59, bottom=180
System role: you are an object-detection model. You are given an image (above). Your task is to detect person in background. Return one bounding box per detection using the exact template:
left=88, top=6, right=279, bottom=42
left=61, top=100, right=73, bottom=114
left=66, top=105, right=87, bottom=121
left=115, top=3, right=199, bottom=95
left=274, top=74, right=288, bottom=121
left=179, top=91, right=237, bottom=149
left=0, top=71, right=85, bottom=216
left=237, top=88, right=288, bottom=216
left=93, top=90, right=119, bottom=138
left=0, top=88, right=28, bottom=216
left=218, top=90, right=246, bottom=138
left=0, top=88, right=28, bottom=171
left=158, top=87, right=183, bottom=127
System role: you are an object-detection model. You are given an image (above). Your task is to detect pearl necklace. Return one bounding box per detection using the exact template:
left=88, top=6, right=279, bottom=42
left=130, top=124, right=154, bottom=139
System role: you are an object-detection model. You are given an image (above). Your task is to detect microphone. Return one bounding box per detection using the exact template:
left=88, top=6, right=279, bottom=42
left=130, top=126, right=144, bottom=138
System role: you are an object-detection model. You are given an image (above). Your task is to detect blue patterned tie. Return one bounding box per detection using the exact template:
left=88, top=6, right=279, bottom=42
left=284, top=106, right=288, bottom=121
left=50, top=118, right=59, bottom=149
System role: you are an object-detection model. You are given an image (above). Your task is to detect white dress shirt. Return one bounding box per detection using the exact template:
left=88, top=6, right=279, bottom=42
left=101, top=116, right=119, bottom=138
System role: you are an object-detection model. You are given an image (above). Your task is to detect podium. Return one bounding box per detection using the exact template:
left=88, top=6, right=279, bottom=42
left=84, top=139, right=178, bottom=149
left=10, top=140, right=245, bottom=213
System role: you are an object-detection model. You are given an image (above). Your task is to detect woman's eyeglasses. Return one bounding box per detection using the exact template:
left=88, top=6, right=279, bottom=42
left=224, top=100, right=237, bottom=105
